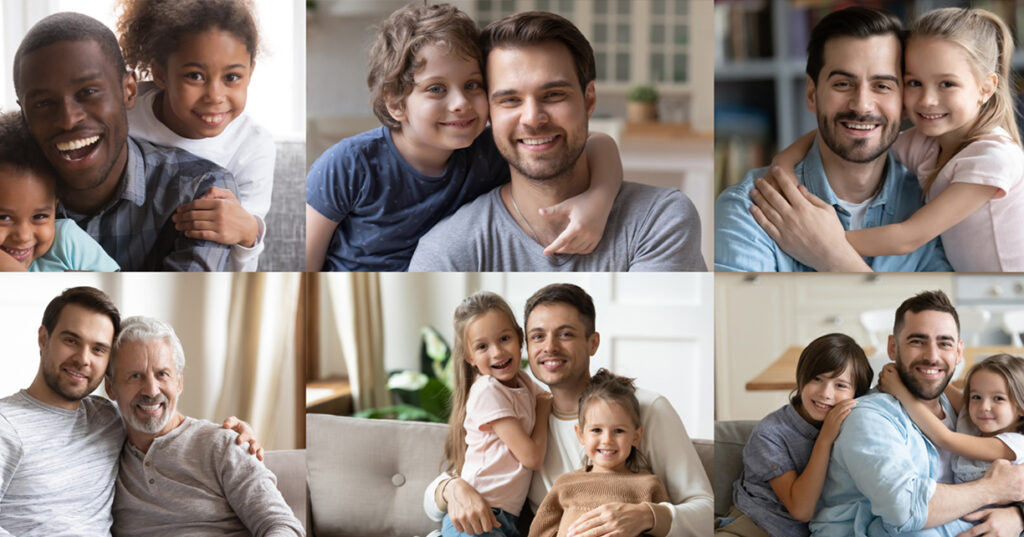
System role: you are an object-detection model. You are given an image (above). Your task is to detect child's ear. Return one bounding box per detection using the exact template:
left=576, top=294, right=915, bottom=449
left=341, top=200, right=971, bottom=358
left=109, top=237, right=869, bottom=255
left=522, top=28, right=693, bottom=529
left=385, top=98, right=407, bottom=123
left=980, top=72, right=998, bottom=106
left=574, top=423, right=583, bottom=444
left=152, top=64, right=168, bottom=90
left=633, top=425, right=643, bottom=447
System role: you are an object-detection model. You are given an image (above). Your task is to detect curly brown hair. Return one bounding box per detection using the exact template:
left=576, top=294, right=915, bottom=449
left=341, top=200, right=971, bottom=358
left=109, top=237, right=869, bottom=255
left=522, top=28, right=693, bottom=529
left=367, top=3, right=482, bottom=130
left=116, top=0, right=259, bottom=80
left=0, top=111, right=57, bottom=185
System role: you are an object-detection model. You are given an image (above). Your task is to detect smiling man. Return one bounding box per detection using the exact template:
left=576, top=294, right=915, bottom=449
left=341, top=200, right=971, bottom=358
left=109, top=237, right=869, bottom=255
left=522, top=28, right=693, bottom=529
left=424, top=283, right=713, bottom=537
left=408, top=11, right=704, bottom=272
left=812, top=291, right=1024, bottom=537
left=714, top=6, right=951, bottom=272
left=13, top=12, right=237, bottom=271
left=106, top=316, right=302, bottom=536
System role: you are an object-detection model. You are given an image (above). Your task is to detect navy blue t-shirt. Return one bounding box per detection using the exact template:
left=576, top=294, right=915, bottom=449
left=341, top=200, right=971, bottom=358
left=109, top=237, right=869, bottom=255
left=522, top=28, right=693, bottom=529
left=306, top=126, right=509, bottom=271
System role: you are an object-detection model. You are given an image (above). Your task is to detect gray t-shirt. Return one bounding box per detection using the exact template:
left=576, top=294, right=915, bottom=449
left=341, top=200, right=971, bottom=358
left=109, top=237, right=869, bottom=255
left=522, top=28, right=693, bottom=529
left=113, top=417, right=303, bottom=537
left=0, top=391, right=124, bottom=537
left=408, top=182, right=705, bottom=271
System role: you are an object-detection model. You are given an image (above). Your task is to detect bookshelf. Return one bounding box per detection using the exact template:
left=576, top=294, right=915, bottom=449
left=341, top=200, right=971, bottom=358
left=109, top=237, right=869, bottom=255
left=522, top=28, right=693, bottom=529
left=714, top=0, right=1024, bottom=192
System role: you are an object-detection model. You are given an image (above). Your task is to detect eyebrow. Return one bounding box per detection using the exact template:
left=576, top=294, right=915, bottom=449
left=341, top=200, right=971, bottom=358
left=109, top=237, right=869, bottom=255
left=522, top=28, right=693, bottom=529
left=59, top=329, right=111, bottom=351
left=827, top=70, right=899, bottom=84
left=905, top=332, right=957, bottom=341
left=528, top=323, right=576, bottom=334
left=490, top=79, right=575, bottom=100
left=22, top=72, right=105, bottom=101
left=182, top=61, right=248, bottom=71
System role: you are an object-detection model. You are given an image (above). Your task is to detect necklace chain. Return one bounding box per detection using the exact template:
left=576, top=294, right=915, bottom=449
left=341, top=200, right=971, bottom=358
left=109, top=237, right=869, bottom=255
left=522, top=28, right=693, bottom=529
left=509, top=184, right=541, bottom=243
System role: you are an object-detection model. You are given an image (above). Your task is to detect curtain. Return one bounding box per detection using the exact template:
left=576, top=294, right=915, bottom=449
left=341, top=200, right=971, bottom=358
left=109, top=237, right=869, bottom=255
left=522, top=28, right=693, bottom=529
left=325, top=273, right=388, bottom=411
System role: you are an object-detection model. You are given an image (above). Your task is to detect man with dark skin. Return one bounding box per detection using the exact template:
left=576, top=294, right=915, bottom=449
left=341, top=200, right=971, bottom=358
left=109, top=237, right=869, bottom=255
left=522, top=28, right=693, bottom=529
left=13, top=12, right=237, bottom=271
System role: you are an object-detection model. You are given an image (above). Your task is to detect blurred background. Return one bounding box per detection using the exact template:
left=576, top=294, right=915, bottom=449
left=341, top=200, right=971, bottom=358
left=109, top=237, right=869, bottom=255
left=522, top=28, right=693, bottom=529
left=304, top=272, right=715, bottom=440
left=1, top=273, right=304, bottom=451
left=307, top=0, right=715, bottom=263
left=714, top=0, right=1024, bottom=194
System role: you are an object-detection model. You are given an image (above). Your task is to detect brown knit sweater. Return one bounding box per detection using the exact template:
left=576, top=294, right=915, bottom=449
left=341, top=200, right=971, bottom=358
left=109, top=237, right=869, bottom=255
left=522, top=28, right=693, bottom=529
left=528, top=468, right=671, bottom=537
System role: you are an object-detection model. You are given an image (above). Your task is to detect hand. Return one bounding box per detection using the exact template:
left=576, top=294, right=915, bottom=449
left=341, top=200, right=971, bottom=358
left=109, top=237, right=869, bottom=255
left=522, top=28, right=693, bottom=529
left=539, top=197, right=607, bottom=256
left=445, top=478, right=499, bottom=535
left=174, top=187, right=259, bottom=247
left=983, top=460, right=1024, bottom=504
left=877, top=364, right=909, bottom=399
left=958, top=506, right=1024, bottom=537
left=749, top=167, right=865, bottom=271
left=819, top=399, right=856, bottom=444
left=221, top=416, right=264, bottom=461
left=0, top=249, right=27, bottom=272
left=567, top=502, right=653, bottom=537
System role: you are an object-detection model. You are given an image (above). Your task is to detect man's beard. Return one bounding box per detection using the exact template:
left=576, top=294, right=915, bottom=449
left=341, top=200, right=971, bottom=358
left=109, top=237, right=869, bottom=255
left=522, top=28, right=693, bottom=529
left=895, top=349, right=955, bottom=400
left=124, top=393, right=175, bottom=434
left=817, top=111, right=899, bottom=164
left=42, top=364, right=100, bottom=403
left=499, top=129, right=587, bottom=182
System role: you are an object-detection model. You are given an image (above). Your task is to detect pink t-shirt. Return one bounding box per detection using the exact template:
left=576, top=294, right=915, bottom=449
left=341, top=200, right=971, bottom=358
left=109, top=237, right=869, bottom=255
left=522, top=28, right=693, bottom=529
left=893, top=126, right=1024, bottom=271
left=461, top=369, right=541, bottom=515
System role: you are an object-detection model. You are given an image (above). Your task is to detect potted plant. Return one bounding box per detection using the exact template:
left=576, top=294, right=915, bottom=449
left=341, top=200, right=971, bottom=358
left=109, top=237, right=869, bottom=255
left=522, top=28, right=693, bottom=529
left=355, top=326, right=453, bottom=422
left=627, top=84, right=659, bottom=122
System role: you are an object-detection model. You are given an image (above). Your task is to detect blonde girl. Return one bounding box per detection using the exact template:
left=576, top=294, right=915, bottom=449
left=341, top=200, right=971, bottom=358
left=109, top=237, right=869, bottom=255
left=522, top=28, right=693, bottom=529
left=759, top=8, right=1024, bottom=272
left=719, top=334, right=873, bottom=537
left=879, top=354, right=1024, bottom=483
left=441, top=291, right=551, bottom=537
left=117, top=0, right=273, bottom=271
left=529, top=369, right=670, bottom=537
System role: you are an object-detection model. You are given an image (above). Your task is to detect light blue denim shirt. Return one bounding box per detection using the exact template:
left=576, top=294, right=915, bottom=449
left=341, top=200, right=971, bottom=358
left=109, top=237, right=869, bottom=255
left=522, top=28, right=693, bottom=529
left=714, top=139, right=952, bottom=272
left=810, top=392, right=973, bottom=537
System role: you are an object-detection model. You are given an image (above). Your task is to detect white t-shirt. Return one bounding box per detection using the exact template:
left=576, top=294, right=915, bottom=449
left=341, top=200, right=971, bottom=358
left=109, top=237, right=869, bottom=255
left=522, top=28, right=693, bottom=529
left=128, top=81, right=276, bottom=271
left=836, top=193, right=878, bottom=231
left=893, top=126, right=1024, bottom=271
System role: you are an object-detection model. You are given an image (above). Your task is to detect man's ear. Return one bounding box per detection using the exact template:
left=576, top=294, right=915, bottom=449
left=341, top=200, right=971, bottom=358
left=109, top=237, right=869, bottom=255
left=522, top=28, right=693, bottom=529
left=123, top=71, right=138, bottom=111
left=887, top=334, right=897, bottom=362
left=37, top=326, right=48, bottom=354
left=587, top=331, right=600, bottom=356
left=805, top=76, right=817, bottom=113
left=584, top=80, right=596, bottom=119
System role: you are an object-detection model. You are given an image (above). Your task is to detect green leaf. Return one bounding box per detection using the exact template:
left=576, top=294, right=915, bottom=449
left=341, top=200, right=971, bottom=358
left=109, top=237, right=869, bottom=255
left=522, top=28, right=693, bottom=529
left=420, top=377, right=453, bottom=421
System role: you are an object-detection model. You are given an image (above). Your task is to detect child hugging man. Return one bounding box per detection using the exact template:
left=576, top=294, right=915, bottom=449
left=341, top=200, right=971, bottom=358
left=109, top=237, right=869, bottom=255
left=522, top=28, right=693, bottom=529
left=0, top=111, right=119, bottom=272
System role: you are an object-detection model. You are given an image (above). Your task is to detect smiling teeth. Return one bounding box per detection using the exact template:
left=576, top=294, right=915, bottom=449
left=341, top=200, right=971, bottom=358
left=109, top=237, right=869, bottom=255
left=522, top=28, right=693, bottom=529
left=843, top=123, right=875, bottom=130
left=56, top=136, right=99, bottom=151
left=522, top=136, right=556, bottom=145
left=920, top=113, right=945, bottom=120
left=920, top=368, right=940, bottom=374
left=200, top=114, right=225, bottom=125
left=138, top=403, right=162, bottom=411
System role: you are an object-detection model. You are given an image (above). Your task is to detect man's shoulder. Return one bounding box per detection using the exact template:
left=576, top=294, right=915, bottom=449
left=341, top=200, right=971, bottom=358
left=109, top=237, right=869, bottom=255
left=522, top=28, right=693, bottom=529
left=716, top=167, right=769, bottom=210
left=132, top=136, right=237, bottom=191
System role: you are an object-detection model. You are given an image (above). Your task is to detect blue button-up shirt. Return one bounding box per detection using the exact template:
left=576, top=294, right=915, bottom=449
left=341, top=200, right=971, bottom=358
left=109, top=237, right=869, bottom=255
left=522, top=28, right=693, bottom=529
left=714, top=139, right=952, bottom=272
left=810, top=392, right=972, bottom=537
left=59, top=137, right=237, bottom=271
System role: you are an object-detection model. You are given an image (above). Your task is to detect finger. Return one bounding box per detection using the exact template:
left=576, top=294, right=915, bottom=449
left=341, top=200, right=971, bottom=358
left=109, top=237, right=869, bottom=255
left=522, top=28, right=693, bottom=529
left=754, top=178, right=794, bottom=217
left=770, top=165, right=799, bottom=186
left=200, top=186, right=236, bottom=201
left=538, top=201, right=568, bottom=218
left=544, top=231, right=574, bottom=256
left=750, top=206, right=783, bottom=242
left=256, top=447, right=264, bottom=462
left=222, top=417, right=238, bottom=430
left=800, top=185, right=832, bottom=209
left=184, top=230, right=227, bottom=243
left=771, top=170, right=806, bottom=205
left=750, top=188, right=784, bottom=227
left=177, top=199, right=223, bottom=213
left=568, top=511, right=603, bottom=537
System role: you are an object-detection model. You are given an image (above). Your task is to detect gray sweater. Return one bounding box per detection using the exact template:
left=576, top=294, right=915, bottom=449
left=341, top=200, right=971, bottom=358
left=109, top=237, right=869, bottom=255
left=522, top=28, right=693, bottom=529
left=0, top=391, right=124, bottom=537
left=408, top=182, right=706, bottom=271
left=112, top=417, right=303, bottom=537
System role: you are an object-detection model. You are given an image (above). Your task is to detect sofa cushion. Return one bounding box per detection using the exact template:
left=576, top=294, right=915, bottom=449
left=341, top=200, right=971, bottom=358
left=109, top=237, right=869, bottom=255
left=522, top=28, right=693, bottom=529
left=713, top=420, right=758, bottom=517
left=264, top=449, right=309, bottom=532
left=307, top=414, right=447, bottom=537
left=259, top=140, right=305, bottom=271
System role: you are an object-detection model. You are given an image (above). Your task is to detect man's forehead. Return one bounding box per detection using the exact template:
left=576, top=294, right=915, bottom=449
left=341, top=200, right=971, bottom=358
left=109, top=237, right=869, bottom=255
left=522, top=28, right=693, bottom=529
left=487, top=42, right=578, bottom=85
left=526, top=302, right=584, bottom=329
left=19, top=39, right=120, bottom=87
left=899, top=310, right=959, bottom=338
left=821, top=34, right=901, bottom=78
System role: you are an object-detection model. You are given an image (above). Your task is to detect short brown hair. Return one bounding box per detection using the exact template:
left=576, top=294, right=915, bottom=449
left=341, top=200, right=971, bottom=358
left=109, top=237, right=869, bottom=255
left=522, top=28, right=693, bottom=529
left=480, top=11, right=595, bottom=94
left=893, top=290, right=960, bottom=340
left=805, top=6, right=903, bottom=83
left=367, top=3, right=482, bottom=129
left=791, top=333, right=872, bottom=407
left=524, top=283, right=595, bottom=336
left=41, top=287, right=121, bottom=340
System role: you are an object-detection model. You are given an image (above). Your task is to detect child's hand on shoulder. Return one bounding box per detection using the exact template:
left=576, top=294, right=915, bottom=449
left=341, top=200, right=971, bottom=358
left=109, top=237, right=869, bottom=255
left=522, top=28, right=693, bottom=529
left=540, top=193, right=607, bottom=256
left=174, top=187, right=259, bottom=247
left=819, top=399, right=856, bottom=444
left=878, top=363, right=910, bottom=401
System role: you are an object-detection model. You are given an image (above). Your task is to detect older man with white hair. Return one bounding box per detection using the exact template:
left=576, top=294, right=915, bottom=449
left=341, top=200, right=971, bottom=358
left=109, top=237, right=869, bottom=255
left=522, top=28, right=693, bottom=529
left=105, top=316, right=303, bottom=537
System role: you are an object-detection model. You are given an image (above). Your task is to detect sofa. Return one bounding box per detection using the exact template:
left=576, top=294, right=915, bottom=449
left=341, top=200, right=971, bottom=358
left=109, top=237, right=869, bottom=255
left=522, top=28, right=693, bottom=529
left=713, top=420, right=758, bottom=518
left=302, top=414, right=714, bottom=537
left=264, top=448, right=310, bottom=532
left=257, top=140, right=305, bottom=271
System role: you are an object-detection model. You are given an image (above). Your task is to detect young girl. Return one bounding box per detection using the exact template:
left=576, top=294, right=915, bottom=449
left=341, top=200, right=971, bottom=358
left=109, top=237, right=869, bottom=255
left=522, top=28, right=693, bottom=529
left=878, top=354, right=1024, bottom=484
left=529, top=369, right=670, bottom=537
left=0, top=111, right=119, bottom=272
left=442, top=291, right=551, bottom=537
left=761, top=8, right=1024, bottom=272
left=305, top=3, right=623, bottom=272
left=719, top=334, right=872, bottom=537
left=116, top=0, right=274, bottom=271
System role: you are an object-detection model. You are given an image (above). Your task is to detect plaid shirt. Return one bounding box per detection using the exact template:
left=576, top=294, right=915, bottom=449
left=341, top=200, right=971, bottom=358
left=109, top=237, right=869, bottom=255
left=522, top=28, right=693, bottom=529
left=59, top=137, right=238, bottom=271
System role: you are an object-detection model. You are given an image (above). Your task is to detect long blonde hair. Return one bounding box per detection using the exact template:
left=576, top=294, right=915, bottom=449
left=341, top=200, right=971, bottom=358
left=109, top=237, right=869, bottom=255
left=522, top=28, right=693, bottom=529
left=909, top=8, right=1022, bottom=196
left=963, top=353, right=1024, bottom=434
left=442, top=291, right=523, bottom=475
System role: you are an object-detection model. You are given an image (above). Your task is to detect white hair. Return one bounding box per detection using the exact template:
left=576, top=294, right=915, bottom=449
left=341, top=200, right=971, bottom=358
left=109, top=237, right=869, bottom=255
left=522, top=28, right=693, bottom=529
left=111, top=315, right=186, bottom=376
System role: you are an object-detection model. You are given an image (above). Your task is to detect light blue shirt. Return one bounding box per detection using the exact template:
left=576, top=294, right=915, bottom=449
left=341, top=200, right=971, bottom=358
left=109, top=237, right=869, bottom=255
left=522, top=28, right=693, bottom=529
left=714, top=139, right=952, bottom=272
left=810, top=392, right=973, bottom=537
left=29, top=219, right=120, bottom=272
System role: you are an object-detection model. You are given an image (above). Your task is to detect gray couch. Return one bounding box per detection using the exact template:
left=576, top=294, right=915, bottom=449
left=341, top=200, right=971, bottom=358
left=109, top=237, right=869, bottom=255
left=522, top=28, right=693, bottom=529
left=713, top=420, right=758, bottom=518
left=257, top=140, right=305, bottom=271
left=303, top=414, right=714, bottom=537
left=264, top=448, right=310, bottom=532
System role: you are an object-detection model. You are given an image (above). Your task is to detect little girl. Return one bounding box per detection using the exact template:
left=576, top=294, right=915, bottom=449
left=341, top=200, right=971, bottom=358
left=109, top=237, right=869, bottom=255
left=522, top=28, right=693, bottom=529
left=442, top=291, right=551, bottom=537
left=529, top=369, right=670, bottom=537
left=305, top=3, right=623, bottom=272
left=116, top=0, right=274, bottom=271
left=719, top=334, right=872, bottom=537
left=878, top=354, right=1024, bottom=484
left=761, top=7, right=1024, bottom=272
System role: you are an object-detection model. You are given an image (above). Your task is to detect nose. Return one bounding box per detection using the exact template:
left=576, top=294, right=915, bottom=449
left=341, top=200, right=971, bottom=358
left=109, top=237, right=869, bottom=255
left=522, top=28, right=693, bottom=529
left=599, top=430, right=612, bottom=444
left=141, top=373, right=160, bottom=396
left=449, top=88, right=468, bottom=113
left=822, top=383, right=835, bottom=401
left=921, top=86, right=938, bottom=107
left=521, top=97, right=549, bottom=128
left=57, top=97, right=86, bottom=130
left=205, top=80, right=226, bottom=103
left=848, top=84, right=875, bottom=117
left=11, top=220, right=32, bottom=243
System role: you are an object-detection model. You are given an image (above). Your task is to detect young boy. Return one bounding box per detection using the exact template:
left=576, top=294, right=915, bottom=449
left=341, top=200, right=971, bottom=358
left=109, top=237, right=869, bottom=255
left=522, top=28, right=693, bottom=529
left=304, top=2, right=622, bottom=271
left=0, top=111, right=119, bottom=271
